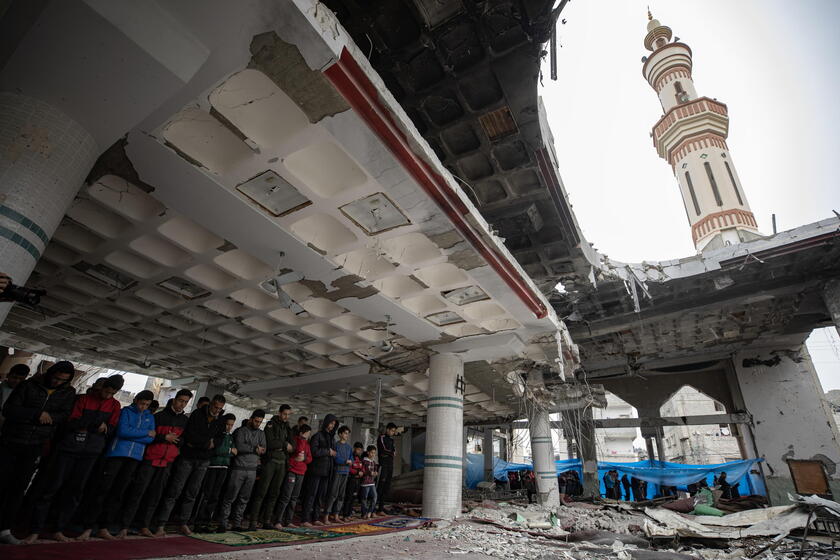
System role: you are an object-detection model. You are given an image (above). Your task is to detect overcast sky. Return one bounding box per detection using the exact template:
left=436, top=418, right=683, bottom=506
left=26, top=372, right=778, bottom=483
left=539, top=0, right=840, bottom=390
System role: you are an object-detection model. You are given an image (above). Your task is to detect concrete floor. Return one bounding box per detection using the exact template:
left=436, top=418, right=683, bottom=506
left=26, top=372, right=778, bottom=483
left=149, top=529, right=494, bottom=560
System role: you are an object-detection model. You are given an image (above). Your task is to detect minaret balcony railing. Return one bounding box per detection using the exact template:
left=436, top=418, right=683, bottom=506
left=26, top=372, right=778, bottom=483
left=652, top=97, right=728, bottom=142
left=652, top=97, right=729, bottom=159
left=691, top=208, right=758, bottom=243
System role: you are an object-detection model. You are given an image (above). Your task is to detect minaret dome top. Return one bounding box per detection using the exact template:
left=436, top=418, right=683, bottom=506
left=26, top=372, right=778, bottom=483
left=644, top=10, right=673, bottom=51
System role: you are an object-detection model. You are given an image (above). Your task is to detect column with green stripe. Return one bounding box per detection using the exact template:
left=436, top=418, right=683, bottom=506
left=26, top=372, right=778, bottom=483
left=422, top=353, right=464, bottom=520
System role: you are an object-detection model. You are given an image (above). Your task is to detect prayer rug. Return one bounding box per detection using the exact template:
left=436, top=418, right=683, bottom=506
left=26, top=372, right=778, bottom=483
left=326, top=523, right=390, bottom=534
left=0, top=516, right=433, bottom=560
left=370, top=516, right=432, bottom=529
left=189, top=528, right=315, bottom=546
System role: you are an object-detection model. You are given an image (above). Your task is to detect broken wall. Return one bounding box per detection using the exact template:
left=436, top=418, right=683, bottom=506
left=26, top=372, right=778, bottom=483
left=734, top=345, right=840, bottom=503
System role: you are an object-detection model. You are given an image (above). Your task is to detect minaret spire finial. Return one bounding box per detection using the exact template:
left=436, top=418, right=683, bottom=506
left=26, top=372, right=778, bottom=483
left=647, top=6, right=653, bottom=21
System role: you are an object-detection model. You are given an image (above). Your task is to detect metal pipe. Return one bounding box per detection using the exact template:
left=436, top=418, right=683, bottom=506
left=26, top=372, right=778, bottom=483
left=373, top=377, right=382, bottom=435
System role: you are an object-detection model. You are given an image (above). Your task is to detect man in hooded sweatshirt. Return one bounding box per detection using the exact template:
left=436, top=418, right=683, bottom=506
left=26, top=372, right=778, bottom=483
left=301, top=414, right=337, bottom=527
left=152, top=393, right=225, bottom=536
left=26, top=373, right=124, bottom=543
left=0, top=360, right=76, bottom=545
left=77, top=389, right=156, bottom=540
left=218, top=409, right=266, bottom=531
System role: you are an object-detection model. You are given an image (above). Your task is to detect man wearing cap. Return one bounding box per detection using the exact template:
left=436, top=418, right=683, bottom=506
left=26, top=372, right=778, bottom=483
left=77, top=389, right=156, bottom=540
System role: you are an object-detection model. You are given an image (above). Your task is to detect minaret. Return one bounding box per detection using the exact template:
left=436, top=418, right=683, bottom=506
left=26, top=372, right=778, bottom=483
left=643, top=11, right=762, bottom=251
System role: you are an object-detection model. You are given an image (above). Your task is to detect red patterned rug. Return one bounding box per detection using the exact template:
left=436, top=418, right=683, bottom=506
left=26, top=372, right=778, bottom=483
left=1, top=516, right=432, bottom=560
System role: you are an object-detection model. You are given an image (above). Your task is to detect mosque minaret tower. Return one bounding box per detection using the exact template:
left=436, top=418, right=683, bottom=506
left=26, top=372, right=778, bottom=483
left=643, top=11, right=762, bottom=251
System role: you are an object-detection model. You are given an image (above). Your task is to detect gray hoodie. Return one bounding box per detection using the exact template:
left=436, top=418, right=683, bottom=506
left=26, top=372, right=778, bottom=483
left=231, top=424, right=267, bottom=471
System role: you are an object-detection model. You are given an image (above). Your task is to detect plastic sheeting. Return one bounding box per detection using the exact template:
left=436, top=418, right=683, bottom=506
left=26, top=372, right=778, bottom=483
left=413, top=452, right=763, bottom=494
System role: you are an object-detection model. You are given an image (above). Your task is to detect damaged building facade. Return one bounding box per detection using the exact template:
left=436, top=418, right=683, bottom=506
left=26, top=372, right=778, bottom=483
left=0, top=0, right=838, bottom=529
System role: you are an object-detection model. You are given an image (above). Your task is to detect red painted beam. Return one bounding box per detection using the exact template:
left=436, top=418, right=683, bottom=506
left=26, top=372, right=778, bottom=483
left=324, top=49, right=547, bottom=319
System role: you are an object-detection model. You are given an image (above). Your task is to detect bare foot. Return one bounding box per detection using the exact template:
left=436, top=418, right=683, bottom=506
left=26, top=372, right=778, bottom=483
left=300, top=522, right=313, bottom=528
left=21, top=533, right=38, bottom=545
left=313, top=520, right=324, bottom=527
left=76, top=529, right=92, bottom=541
left=287, top=523, right=298, bottom=528
left=51, top=532, right=72, bottom=542
left=178, top=525, right=192, bottom=536
left=139, top=527, right=155, bottom=538
left=96, top=528, right=115, bottom=540
left=115, top=529, right=128, bottom=539
left=273, top=523, right=284, bottom=530
left=152, top=527, right=166, bottom=538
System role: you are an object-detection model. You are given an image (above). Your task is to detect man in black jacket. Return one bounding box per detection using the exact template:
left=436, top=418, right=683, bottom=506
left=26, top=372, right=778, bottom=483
left=247, top=404, right=293, bottom=529
left=0, top=361, right=76, bottom=545
left=376, top=423, right=397, bottom=514
left=152, top=394, right=225, bottom=536
left=301, top=414, right=337, bottom=527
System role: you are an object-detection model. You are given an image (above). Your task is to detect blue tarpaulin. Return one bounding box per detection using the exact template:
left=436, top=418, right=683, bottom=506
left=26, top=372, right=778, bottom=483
left=412, top=452, right=763, bottom=496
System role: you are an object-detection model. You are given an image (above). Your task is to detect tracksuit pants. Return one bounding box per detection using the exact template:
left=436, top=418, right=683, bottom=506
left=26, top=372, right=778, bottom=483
left=30, top=453, right=97, bottom=533
left=218, top=468, right=256, bottom=529
left=324, top=473, right=348, bottom=515
left=153, top=457, right=209, bottom=527
left=273, top=472, right=305, bottom=525
left=246, top=459, right=285, bottom=524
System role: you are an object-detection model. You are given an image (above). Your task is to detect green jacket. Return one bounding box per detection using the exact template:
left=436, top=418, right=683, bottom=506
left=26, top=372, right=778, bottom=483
left=209, top=431, right=234, bottom=467
left=264, top=418, right=293, bottom=464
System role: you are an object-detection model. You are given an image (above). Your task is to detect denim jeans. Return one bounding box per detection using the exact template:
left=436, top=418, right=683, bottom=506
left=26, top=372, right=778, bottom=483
left=360, top=485, right=377, bottom=516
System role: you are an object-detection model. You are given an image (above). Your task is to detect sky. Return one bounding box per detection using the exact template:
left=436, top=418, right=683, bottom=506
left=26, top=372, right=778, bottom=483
left=539, top=0, right=840, bottom=390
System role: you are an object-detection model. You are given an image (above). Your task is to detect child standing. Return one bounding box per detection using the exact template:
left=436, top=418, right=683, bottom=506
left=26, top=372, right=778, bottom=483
left=273, top=424, right=312, bottom=528
left=340, top=442, right=364, bottom=519
left=195, top=413, right=237, bottom=532
left=323, top=426, right=352, bottom=523
left=360, top=445, right=379, bottom=519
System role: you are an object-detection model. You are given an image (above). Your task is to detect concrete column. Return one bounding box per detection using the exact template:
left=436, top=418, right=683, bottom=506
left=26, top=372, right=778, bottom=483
left=0, top=93, right=98, bottom=325
left=734, top=346, right=840, bottom=503
left=401, top=427, right=413, bottom=473
left=578, top=406, right=600, bottom=498
left=350, top=416, right=365, bottom=446
left=483, top=428, right=494, bottom=482
left=528, top=409, right=560, bottom=508
left=644, top=437, right=656, bottom=462
left=422, top=353, right=464, bottom=519
left=824, top=279, right=840, bottom=339
left=194, top=381, right=225, bottom=400
left=654, top=429, right=666, bottom=462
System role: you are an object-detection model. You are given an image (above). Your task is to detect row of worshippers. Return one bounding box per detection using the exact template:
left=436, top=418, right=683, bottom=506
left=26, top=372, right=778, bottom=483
left=0, top=361, right=399, bottom=545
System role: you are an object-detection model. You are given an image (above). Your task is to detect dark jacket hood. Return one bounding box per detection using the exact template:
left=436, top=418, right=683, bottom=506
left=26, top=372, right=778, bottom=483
left=42, top=361, right=76, bottom=388
left=320, top=414, right=338, bottom=434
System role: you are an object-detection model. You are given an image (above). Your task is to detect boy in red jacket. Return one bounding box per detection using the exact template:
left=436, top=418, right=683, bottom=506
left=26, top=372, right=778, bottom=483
left=272, top=425, right=312, bottom=528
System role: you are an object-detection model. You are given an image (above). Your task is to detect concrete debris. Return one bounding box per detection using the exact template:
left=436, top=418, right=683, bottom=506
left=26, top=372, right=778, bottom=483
left=436, top=498, right=840, bottom=560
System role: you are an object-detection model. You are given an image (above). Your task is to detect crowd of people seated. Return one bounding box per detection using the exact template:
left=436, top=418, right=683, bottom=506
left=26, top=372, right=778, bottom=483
left=0, top=361, right=400, bottom=545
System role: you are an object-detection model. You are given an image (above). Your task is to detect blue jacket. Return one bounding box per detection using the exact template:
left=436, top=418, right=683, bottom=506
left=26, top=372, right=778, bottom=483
left=105, top=404, right=155, bottom=461
left=334, top=441, right=353, bottom=475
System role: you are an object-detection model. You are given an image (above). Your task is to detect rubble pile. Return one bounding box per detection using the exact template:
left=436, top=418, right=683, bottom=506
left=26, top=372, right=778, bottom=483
left=421, top=495, right=840, bottom=559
